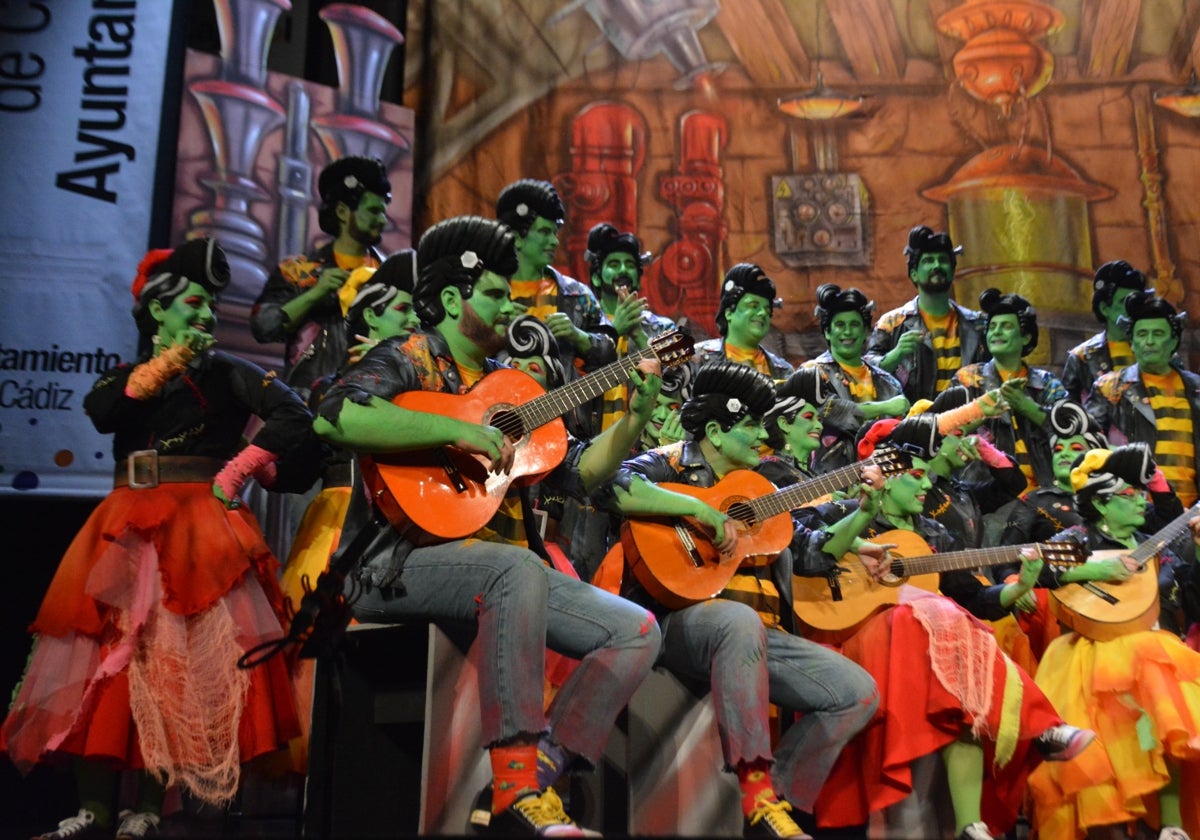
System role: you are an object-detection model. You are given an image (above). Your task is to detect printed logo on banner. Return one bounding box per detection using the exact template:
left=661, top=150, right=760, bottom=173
left=0, top=3, right=173, bottom=495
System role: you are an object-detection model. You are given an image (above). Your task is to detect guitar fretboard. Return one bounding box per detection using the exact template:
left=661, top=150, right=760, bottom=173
left=1124, top=500, right=1200, bottom=566
left=729, top=460, right=879, bottom=523
left=891, top=543, right=1050, bottom=576
left=491, top=333, right=687, bottom=436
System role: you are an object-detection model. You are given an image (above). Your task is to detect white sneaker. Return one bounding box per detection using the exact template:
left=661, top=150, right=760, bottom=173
left=1035, top=724, right=1096, bottom=761
left=1159, top=827, right=1191, bottom=840
left=115, top=810, right=160, bottom=839
left=34, top=809, right=101, bottom=840
left=957, top=822, right=995, bottom=840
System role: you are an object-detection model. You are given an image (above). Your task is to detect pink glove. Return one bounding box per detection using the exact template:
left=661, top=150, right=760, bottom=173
left=213, top=444, right=278, bottom=500
left=973, top=437, right=1013, bottom=470
left=1147, top=468, right=1171, bottom=494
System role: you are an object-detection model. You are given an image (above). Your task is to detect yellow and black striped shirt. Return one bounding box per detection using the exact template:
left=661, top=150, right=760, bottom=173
left=921, top=308, right=961, bottom=396
left=1142, top=370, right=1197, bottom=506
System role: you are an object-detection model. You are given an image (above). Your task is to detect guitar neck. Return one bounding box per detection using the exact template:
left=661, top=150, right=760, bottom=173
left=514, top=344, right=661, bottom=430
left=892, top=543, right=1047, bottom=576
left=745, top=461, right=870, bottom=521
left=1127, top=500, right=1200, bottom=565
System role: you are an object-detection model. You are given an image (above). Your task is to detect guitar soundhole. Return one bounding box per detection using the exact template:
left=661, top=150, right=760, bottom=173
left=486, top=407, right=526, bottom=444
left=726, top=500, right=756, bottom=527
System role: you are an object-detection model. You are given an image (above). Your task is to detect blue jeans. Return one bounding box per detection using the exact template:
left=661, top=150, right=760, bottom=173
left=657, top=598, right=878, bottom=810
left=352, top=538, right=660, bottom=765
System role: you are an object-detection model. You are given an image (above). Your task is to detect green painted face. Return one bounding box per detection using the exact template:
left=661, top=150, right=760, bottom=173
left=1052, top=435, right=1090, bottom=487
left=515, top=216, right=560, bottom=273
left=712, top=414, right=767, bottom=470
left=883, top=455, right=932, bottom=518
left=909, top=252, right=954, bottom=293
left=1093, top=484, right=1147, bottom=534
left=779, top=400, right=823, bottom=457
left=364, top=291, right=420, bottom=341
left=597, top=250, right=640, bottom=297
left=985, top=312, right=1024, bottom=359
left=1131, top=316, right=1178, bottom=373
left=1100, top=286, right=1138, bottom=335
left=349, top=192, right=389, bottom=246
left=640, top=391, right=682, bottom=449
left=726, top=293, right=773, bottom=348
left=826, top=310, right=866, bottom=365
left=511, top=355, right=550, bottom=388
left=152, top=281, right=215, bottom=347
left=459, top=270, right=516, bottom=355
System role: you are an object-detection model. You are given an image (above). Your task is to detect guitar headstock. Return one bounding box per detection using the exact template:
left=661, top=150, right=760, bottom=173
left=649, top=330, right=696, bottom=369
left=871, top=444, right=911, bottom=479
left=1037, top=537, right=1088, bottom=571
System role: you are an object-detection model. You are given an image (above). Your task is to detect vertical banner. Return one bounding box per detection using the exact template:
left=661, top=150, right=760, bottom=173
left=0, top=2, right=177, bottom=497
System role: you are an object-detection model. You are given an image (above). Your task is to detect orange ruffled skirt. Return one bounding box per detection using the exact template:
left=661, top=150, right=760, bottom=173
left=1028, top=630, right=1200, bottom=840
left=1, top=484, right=299, bottom=805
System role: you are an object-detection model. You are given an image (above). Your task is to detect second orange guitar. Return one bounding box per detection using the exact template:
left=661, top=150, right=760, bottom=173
left=622, top=447, right=910, bottom=610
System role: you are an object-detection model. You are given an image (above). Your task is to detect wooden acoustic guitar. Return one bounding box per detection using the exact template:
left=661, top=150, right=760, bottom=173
left=793, top=529, right=1086, bottom=637
left=621, top=446, right=910, bottom=610
left=1048, top=502, right=1200, bottom=641
left=361, top=330, right=694, bottom=543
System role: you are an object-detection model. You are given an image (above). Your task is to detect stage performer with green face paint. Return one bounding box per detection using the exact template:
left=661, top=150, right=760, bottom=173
left=599, top=361, right=881, bottom=839
left=251, top=156, right=392, bottom=399
left=693, top=264, right=794, bottom=381
left=4, top=240, right=315, bottom=840
left=802, top=415, right=1094, bottom=840
left=313, top=215, right=664, bottom=837
left=1027, top=443, right=1200, bottom=840
left=867, top=225, right=989, bottom=404
left=584, top=222, right=678, bottom=432
left=798, top=283, right=908, bottom=472
left=1088, top=291, right=1200, bottom=507
left=955, top=289, right=1067, bottom=493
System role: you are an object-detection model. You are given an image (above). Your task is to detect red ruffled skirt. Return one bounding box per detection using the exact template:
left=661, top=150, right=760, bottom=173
left=814, top=590, right=1062, bottom=833
left=1, top=484, right=299, bottom=805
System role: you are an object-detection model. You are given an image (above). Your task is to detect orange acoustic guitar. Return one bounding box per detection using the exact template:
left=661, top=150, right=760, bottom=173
left=793, top=529, right=1086, bottom=637
left=361, top=330, right=694, bottom=543
left=622, top=446, right=910, bottom=610
left=1049, top=501, right=1200, bottom=641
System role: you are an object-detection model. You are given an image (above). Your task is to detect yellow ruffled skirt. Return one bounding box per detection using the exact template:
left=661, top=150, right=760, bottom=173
left=277, top=485, right=353, bottom=773
left=1028, top=629, right=1200, bottom=840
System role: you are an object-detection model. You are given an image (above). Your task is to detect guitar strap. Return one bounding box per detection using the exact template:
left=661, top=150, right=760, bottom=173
left=519, top=484, right=552, bottom=563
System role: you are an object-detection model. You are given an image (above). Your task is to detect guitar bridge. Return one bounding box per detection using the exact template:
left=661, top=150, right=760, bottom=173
left=674, top=522, right=705, bottom=567
left=1081, top=582, right=1120, bottom=605
left=435, top=447, right=468, bottom=493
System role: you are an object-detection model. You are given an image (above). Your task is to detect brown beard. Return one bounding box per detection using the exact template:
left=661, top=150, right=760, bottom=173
left=459, top=303, right=507, bottom=356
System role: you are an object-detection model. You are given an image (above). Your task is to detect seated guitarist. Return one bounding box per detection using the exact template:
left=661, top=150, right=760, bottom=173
left=1028, top=443, right=1200, bottom=840
left=313, top=215, right=665, bottom=837
left=807, top=415, right=1094, bottom=840
left=600, top=361, right=880, bottom=839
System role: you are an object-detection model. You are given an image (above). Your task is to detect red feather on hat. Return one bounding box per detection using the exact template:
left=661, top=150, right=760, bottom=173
left=132, top=248, right=174, bottom=301
left=857, top=418, right=902, bottom=460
